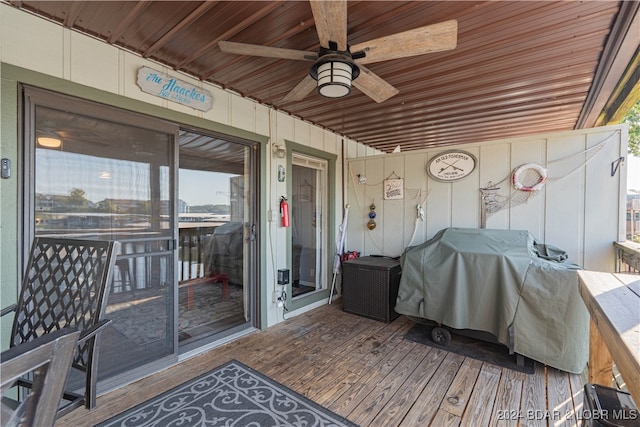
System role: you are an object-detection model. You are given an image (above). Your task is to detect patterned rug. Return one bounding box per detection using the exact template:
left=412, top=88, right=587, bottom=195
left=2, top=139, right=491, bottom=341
left=97, top=360, right=358, bottom=427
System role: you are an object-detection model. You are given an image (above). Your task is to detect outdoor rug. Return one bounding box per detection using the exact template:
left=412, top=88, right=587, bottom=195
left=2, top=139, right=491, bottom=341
left=97, top=360, right=358, bottom=427
left=405, top=322, right=535, bottom=374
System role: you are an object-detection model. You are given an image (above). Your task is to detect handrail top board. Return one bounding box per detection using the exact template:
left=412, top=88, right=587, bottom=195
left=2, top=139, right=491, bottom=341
left=577, top=271, right=640, bottom=344
left=577, top=270, right=640, bottom=405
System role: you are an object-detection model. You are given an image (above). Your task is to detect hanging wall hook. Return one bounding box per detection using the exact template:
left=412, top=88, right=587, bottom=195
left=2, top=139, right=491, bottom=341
left=611, top=157, right=624, bottom=177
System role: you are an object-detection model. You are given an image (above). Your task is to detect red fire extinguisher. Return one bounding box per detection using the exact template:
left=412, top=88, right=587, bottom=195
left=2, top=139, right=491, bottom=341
left=280, top=196, right=290, bottom=227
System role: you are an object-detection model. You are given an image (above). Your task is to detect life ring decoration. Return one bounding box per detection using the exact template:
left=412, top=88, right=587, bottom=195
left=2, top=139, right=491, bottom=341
left=512, top=163, right=548, bottom=192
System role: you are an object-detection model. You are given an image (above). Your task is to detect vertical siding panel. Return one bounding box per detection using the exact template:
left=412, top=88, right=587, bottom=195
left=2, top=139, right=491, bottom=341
left=480, top=143, right=510, bottom=230
left=363, top=157, right=385, bottom=256
left=70, top=31, right=121, bottom=93
left=272, top=112, right=294, bottom=284
left=583, top=130, right=623, bottom=271
left=426, top=155, right=453, bottom=238
left=311, top=127, right=324, bottom=152
left=277, top=112, right=296, bottom=142
left=345, top=139, right=359, bottom=159
left=346, top=159, right=366, bottom=253
left=202, top=84, right=232, bottom=126
left=117, top=50, right=125, bottom=96
left=63, top=27, right=72, bottom=80
left=323, top=130, right=338, bottom=155
left=356, top=143, right=366, bottom=158
left=404, top=153, right=429, bottom=248
left=294, top=120, right=311, bottom=147
left=451, top=146, right=481, bottom=229
left=366, top=146, right=377, bottom=157
left=0, top=6, right=64, bottom=76
left=382, top=155, right=405, bottom=257
left=230, top=96, right=255, bottom=132
left=618, top=126, right=630, bottom=241
left=545, top=134, right=587, bottom=264
left=255, top=104, right=270, bottom=136
left=331, top=134, right=345, bottom=263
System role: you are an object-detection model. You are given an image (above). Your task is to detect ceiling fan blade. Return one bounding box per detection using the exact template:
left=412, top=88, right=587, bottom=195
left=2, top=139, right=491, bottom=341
left=352, top=19, right=458, bottom=64
left=310, top=0, right=348, bottom=51
left=282, top=75, right=317, bottom=102
left=353, top=65, right=399, bottom=103
left=219, top=41, right=316, bottom=61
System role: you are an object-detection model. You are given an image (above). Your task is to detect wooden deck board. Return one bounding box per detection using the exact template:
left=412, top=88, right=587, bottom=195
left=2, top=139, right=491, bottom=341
left=399, top=352, right=465, bottom=426
left=368, top=347, right=444, bottom=427
left=57, top=302, right=586, bottom=427
left=327, top=336, right=420, bottom=417
left=460, top=364, right=502, bottom=426
left=349, top=345, right=430, bottom=426
left=520, top=363, right=548, bottom=427
left=547, top=367, right=578, bottom=426
left=441, top=357, right=483, bottom=417
left=490, top=368, right=524, bottom=427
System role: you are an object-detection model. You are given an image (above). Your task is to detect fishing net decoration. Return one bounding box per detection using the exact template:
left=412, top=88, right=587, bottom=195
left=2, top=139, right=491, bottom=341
left=480, top=131, right=619, bottom=227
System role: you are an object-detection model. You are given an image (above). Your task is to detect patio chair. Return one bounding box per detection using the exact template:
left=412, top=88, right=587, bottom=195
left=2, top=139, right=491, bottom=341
left=1, top=327, right=80, bottom=427
left=0, top=237, right=120, bottom=418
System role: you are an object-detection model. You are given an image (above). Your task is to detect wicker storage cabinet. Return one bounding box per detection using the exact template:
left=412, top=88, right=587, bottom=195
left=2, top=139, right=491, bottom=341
left=342, top=256, right=401, bottom=323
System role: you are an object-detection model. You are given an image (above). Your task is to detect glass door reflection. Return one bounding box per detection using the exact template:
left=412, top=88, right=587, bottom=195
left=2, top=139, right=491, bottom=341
left=32, top=100, right=176, bottom=382
left=177, top=130, right=254, bottom=351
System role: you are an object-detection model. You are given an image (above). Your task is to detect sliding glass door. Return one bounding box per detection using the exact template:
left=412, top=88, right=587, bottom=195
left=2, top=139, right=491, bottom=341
left=23, top=86, right=259, bottom=391
left=25, top=87, right=177, bottom=383
left=177, top=130, right=257, bottom=352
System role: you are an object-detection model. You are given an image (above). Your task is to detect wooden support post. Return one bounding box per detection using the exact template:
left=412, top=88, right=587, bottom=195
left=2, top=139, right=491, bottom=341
left=588, top=318, right=613, bottom=386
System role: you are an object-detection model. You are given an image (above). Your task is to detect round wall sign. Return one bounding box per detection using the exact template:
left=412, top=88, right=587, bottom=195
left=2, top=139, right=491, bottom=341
left=427, top=150, right=477, bottom=182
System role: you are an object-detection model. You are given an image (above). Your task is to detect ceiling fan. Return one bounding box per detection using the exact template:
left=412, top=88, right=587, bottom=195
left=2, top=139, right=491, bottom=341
left=218, top=0, right=457, bottom=103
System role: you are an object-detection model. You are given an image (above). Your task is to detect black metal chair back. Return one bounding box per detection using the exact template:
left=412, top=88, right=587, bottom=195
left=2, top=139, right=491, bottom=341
left=3, top=237, right=119, bottom=418
left=1, top=328, right=80, bottom=427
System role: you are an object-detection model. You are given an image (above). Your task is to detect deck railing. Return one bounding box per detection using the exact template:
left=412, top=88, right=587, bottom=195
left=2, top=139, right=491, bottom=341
left=614, top=240, right=640, bottom=274
left=178, top=225, right=218, bottom=282
left=109, top=224, right=224, bottom=294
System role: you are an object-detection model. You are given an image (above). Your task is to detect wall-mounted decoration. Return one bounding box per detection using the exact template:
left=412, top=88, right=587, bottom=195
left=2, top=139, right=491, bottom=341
left=367, top=202, right=377, bottom=230
left=384, top=173, right=404, bottom=200
left=479, top=130, right=617, bottom=227
left=427, top=150, right=477, bottom=182
left=137, top=67, right=213, bottom=112
left=512, top=163, right=547, bottom=192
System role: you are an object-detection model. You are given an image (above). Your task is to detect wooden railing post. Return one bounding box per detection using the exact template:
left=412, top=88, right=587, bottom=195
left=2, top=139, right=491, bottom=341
left=588, top=318, right=614, bottom=386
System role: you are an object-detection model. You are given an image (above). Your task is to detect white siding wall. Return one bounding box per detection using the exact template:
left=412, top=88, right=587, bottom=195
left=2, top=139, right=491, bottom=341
left=346, top=126, right=628, bottom=271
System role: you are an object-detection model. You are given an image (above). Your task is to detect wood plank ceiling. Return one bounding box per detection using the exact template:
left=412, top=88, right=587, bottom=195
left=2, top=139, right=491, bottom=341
left=9, top=1, right=638, bottom=153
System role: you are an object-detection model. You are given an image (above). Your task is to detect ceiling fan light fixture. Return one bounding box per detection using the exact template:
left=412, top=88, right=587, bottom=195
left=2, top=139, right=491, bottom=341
left=317, top=61, right=352, bottom=98
left=310, top=52, right=360, bottom=99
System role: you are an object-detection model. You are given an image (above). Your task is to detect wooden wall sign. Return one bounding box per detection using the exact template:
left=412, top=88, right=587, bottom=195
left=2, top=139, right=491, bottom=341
left=384, top=178, right=404, bottom=200
left=137, top=67, right=213, bottom=112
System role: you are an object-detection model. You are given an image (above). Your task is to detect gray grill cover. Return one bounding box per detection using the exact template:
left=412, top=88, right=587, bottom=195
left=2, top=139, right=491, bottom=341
left=394, top=227, right=588, bottom=373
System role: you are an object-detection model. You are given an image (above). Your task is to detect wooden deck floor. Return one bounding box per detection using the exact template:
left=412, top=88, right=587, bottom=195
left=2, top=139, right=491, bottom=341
left=57, top=302, right=587, bottom=427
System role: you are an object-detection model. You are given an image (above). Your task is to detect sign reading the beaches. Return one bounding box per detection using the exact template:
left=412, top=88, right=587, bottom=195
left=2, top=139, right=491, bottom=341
left=137, top=67, right=213, bottom=112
